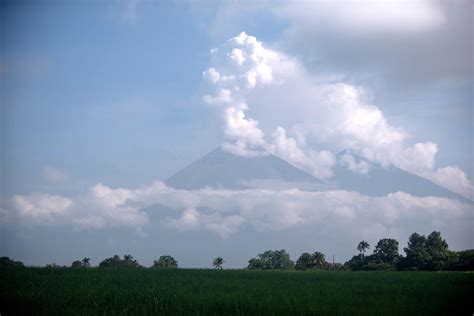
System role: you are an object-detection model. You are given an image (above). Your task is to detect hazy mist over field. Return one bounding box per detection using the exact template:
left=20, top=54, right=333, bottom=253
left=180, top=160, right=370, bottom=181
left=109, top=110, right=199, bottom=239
left=1, top=0, right=473, bottom=268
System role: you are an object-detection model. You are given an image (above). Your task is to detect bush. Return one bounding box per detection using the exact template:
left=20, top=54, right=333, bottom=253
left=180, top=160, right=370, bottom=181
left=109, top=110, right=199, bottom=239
left=151, top=256, right=178, bottom=269
left=247, top=250, right=294, bottom=270
left=449, top=250, right=474, bottom=271
left=0, top=257, right=24, bottom=268
left=364, top=263, right=396, bottom=271
left=99, top=255, right=142, bottom=268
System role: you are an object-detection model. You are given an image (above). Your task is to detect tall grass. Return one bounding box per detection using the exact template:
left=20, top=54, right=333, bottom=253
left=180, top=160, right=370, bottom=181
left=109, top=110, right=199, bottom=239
left=1, top=268, right=473, bottom=315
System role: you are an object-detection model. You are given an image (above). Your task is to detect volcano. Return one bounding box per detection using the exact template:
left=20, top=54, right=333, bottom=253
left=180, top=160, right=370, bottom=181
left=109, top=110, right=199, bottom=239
left=165, top=147, right=326, bottom=191
left=165, top=146, right=471, bottom=203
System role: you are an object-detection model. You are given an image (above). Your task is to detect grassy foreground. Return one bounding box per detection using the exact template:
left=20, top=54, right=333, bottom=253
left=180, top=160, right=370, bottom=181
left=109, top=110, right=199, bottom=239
left=1, top=268, right=473, bottom=315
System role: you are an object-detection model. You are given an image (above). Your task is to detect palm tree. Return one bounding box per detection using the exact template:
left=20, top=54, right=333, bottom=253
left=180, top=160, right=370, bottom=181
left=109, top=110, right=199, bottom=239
left=311, top=252, right=326, bottom=268
left=81, top=257, right=91, bottom=268
left=123, top=254, right=141, bottom=268
left=213, top=257, right=224, bottom=269
left=357, top=241, right=370, bottom=255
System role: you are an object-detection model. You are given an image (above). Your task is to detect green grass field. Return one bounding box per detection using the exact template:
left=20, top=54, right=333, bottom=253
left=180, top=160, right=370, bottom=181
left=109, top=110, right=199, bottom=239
left=1, top=268, right=473, bottom=315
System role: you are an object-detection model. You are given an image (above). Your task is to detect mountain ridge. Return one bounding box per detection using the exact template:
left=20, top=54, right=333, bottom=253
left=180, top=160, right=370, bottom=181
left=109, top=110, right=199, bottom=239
left=164, top=145, right=471, bottom=203
left=332, top=150, right=472, bottom=203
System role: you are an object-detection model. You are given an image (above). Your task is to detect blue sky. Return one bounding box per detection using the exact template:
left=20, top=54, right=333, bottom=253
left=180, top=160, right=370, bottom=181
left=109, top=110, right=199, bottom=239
left=2, top=1, right=223, bottom=194
left=1, top=0, right=472, bottom=267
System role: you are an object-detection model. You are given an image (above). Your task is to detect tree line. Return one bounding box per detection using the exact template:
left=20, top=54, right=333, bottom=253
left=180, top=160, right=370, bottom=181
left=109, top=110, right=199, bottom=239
left=0, top=254, right=224, bottom=270
left=246, top=231, right=473, bottom=271
left=1, top=231, right=472, bottom=271
left=347, top=231, right=474, bottom=271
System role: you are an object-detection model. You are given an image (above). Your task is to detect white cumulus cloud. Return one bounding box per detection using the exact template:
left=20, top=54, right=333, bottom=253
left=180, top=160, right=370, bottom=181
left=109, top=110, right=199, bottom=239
left=2, top=174, right=472, bottom=261
left=339, top=153, right=371, bottom=175
left=4, top=181, right=472, bottom=247
left=430, top=166, right=474, bottom=200
left=12, top=193, right=72, bottom=224
left=200, top=32, right=473, bottom=198
left=164, top=208, right=245, bottom=239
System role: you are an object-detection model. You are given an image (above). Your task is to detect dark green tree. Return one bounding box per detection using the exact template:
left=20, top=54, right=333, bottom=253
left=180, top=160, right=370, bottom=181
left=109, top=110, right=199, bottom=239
left=123, top=254, right=141, bottom=268
left=450, top=249, right=474, bottom=271
left=425, top=231, right=455, bottom=271
left=311, top=252, right=327, bottom=268
left=81, top=257, right=91, bottom=268
left=357, top=241, right=370, bottom=255
left=99, top=255, right=121, bottom=268
left=402, top=232, right=430, bottom=270
left=213, top=257, right=224, bottom=269
left=345, top=241, right=372, bottom=270
left=99, top=255, right=141, bottom=268
left=247, top=249, right=294, bottom=270
left=247, top=258, right=263, bottom=269
left=295, top=253, right=313, bottom=270
left=373, top=238, right=399, bottom=265
left=346, top=254, right=367, bottom=271
left=71, top=257, right=91, bottom=268
left=0, top=257, right=24, bottom=268
left=71, top=260, right=83, bottom=268
left=152, top=256, right=178, bottom=269
left=45, top=263, right=61, bottom=268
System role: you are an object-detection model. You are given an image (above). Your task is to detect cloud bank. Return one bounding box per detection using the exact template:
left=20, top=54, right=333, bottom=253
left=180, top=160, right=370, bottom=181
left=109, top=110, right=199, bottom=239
left=5, top=181, right=472, bottom=245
